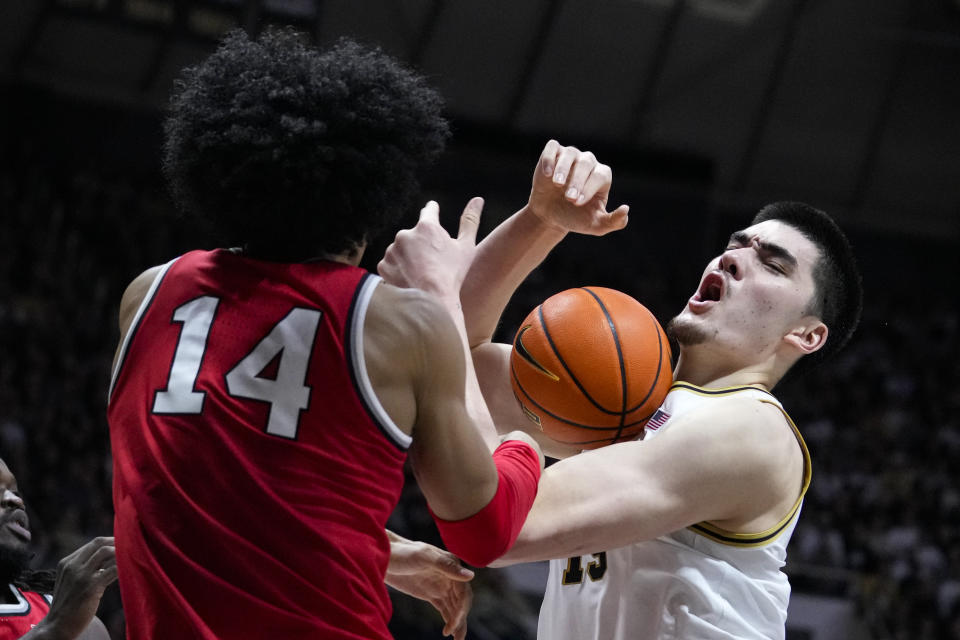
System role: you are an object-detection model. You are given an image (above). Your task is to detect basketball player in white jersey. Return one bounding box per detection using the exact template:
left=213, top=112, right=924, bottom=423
left=378, top=140, right=862, bottom=639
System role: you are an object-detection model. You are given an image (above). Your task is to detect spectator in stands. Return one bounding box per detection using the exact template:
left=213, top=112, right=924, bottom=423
left=0, top=455, right=115, bottom=639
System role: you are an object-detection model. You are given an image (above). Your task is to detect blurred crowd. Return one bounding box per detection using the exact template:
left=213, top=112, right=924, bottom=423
left=1, top=140, right=957, bottom=640
left=782, top=293, right=960, bottom=639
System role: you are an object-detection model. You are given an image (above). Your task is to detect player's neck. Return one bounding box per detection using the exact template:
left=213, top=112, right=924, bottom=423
left=318, top=243, right=366, bottom=266
left=673, top=348, right=775, bottom=391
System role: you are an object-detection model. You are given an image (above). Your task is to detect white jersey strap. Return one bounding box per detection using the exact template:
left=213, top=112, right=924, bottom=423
left=345, top=274, right=412, bottom=450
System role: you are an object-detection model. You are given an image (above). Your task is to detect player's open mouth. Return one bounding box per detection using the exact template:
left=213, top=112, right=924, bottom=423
left=688, top=272, right=724, bottom=313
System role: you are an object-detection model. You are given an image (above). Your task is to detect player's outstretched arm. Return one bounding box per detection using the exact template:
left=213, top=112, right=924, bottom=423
left=20, top=537, right=117, bottom=640
left=373, top=201, right=544, bottom=567
left=461, top=139, right=629, bottom=348
left=491, top=399, right=805, bottom=566
left=456, top=142, right=628, bottom=447
left=379, top=198, right=500, bottom=450
left=384, top=530, right=474, bottom=640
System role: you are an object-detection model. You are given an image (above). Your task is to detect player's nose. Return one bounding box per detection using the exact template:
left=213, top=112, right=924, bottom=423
left=718, top=249, right=743, bottom=279
left=1, top=489, right=24, bottom=510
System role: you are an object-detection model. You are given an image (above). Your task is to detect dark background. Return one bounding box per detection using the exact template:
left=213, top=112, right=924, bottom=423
left=2, top=1, right=959, bottom=638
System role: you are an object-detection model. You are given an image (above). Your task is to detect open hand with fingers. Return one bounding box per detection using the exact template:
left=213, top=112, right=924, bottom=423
left=385, top=531, right=475, bottom=640
left=378, top=197, right=485, bottom=300
left=28, top=536, right=117, bottom=640
left=528, top=139, right=629, bottom=236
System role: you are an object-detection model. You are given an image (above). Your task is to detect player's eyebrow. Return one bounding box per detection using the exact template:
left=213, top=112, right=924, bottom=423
left=728, top=231, right=798, bottom=269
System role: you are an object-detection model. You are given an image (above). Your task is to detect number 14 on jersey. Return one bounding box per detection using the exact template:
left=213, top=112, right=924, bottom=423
left=152, top=296, right=322, bottom=439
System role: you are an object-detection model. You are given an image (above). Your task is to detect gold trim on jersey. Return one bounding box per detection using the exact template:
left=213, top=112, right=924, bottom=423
left=669, top=381, right=775, bottom=398
left=682, top=394, right=812, bottom=548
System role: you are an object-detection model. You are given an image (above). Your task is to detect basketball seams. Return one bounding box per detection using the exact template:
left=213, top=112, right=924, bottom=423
left=510, top=287, right=673, bottom=449
left=581, top=287, right=628, bottom=441
left=623, top=309, right=668, bottom=413
left=538, top=302, right=621, bottom=416
left=511, top=359, right=660, bottom=434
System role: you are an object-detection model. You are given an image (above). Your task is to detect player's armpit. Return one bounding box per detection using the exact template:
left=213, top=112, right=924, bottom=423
left=493, top=398, right=803, bottom=565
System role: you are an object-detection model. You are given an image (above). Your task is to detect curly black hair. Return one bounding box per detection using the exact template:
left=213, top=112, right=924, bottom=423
left=162, top=28, right=450, bottom=260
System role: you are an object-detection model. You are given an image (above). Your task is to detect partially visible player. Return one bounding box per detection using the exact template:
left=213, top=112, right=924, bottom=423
left=107, top=29, right=543, bottom=640
left=380, top=140, right=863, bottom=639
left=0, top=456, right=115, bottom=640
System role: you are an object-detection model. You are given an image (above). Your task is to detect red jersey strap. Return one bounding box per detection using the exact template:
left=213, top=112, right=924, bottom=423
left=431, top=440, right=541, bottom=567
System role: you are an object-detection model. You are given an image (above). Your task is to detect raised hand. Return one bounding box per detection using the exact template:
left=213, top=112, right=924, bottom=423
left=378, top=197, right=484, bottom=299
left=27, top=536, right=117, bottom=640
left=527, top=139, right=629, bottom=236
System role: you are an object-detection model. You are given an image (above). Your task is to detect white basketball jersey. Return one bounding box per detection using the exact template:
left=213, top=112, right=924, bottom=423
left=538, top=382, right=811, bottom=640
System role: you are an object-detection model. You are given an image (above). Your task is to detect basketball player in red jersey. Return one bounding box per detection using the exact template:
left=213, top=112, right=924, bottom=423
left=0, top=456, right=115, bottom=639
left=107, top=29, right=545, bottom=640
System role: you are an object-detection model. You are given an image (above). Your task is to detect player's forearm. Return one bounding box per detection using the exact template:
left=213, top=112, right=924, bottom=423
left=432, top=439, right=541, bottom=567
left=18, top=625, right=56, bottom=640
left=490, top=445, right=670, bottom=566
left=437, top=294, right=502, bottom=451
left=461, top=205, right=567, bottom=347
left=20, top=618, right=108, bottom=640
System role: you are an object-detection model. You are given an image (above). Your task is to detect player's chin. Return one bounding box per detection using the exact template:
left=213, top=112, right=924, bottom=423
left=665, top=314, right=710, bottom=347
left=0, top=536, right=30, bottom=563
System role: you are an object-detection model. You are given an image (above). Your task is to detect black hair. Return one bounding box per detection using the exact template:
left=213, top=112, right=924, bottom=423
left=13, top=569, right=56, bottom=594
left=162, top=28, right=450, bottom=261
left=752, top=201, right=863, bottom=378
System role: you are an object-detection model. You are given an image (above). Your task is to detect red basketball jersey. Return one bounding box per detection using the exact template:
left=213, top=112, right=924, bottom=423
left=108, top=250, right=409, bottom=639
left=0, top=585, right=50, bottom=638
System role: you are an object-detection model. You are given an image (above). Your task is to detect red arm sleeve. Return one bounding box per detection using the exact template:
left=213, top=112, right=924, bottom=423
left=430, top=439, right=541, bottom=567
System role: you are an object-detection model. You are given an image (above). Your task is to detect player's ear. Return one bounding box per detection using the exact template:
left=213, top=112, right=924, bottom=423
left=783, top=319, right=828, bottom=355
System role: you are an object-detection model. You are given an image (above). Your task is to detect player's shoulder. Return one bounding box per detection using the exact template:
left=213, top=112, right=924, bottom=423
left=673, top=391, right=789, bottom=441
left=369, top=282, right=456, bottom=332
left=124, top=264, right=165, bottom=296
left=366, top=282, right=462, bottom=372
left=118, top=264, right=166, bottom=331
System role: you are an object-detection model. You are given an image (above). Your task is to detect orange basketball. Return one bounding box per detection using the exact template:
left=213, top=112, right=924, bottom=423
left=510, top=287, right=673, bottom=449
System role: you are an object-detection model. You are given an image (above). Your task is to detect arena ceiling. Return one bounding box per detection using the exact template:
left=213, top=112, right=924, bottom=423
left=2, top=0, right=959, bottom=240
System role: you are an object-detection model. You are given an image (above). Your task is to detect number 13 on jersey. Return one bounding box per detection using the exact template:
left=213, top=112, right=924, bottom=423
left=562, top=552, right=607, bottom=585
left=151, top=296, right=322, bottom=439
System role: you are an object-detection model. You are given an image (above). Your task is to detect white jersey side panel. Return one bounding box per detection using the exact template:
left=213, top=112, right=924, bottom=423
left=538, top=383, right=811, bottom=640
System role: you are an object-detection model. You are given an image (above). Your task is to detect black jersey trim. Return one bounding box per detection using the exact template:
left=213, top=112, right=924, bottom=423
left=0, top=584, right=33, bottom=616
left=344, top=274, right=411, bottom=451
left=688, top=512, right=797, bottom=547
left=669, top=381, right=775, bottom=398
